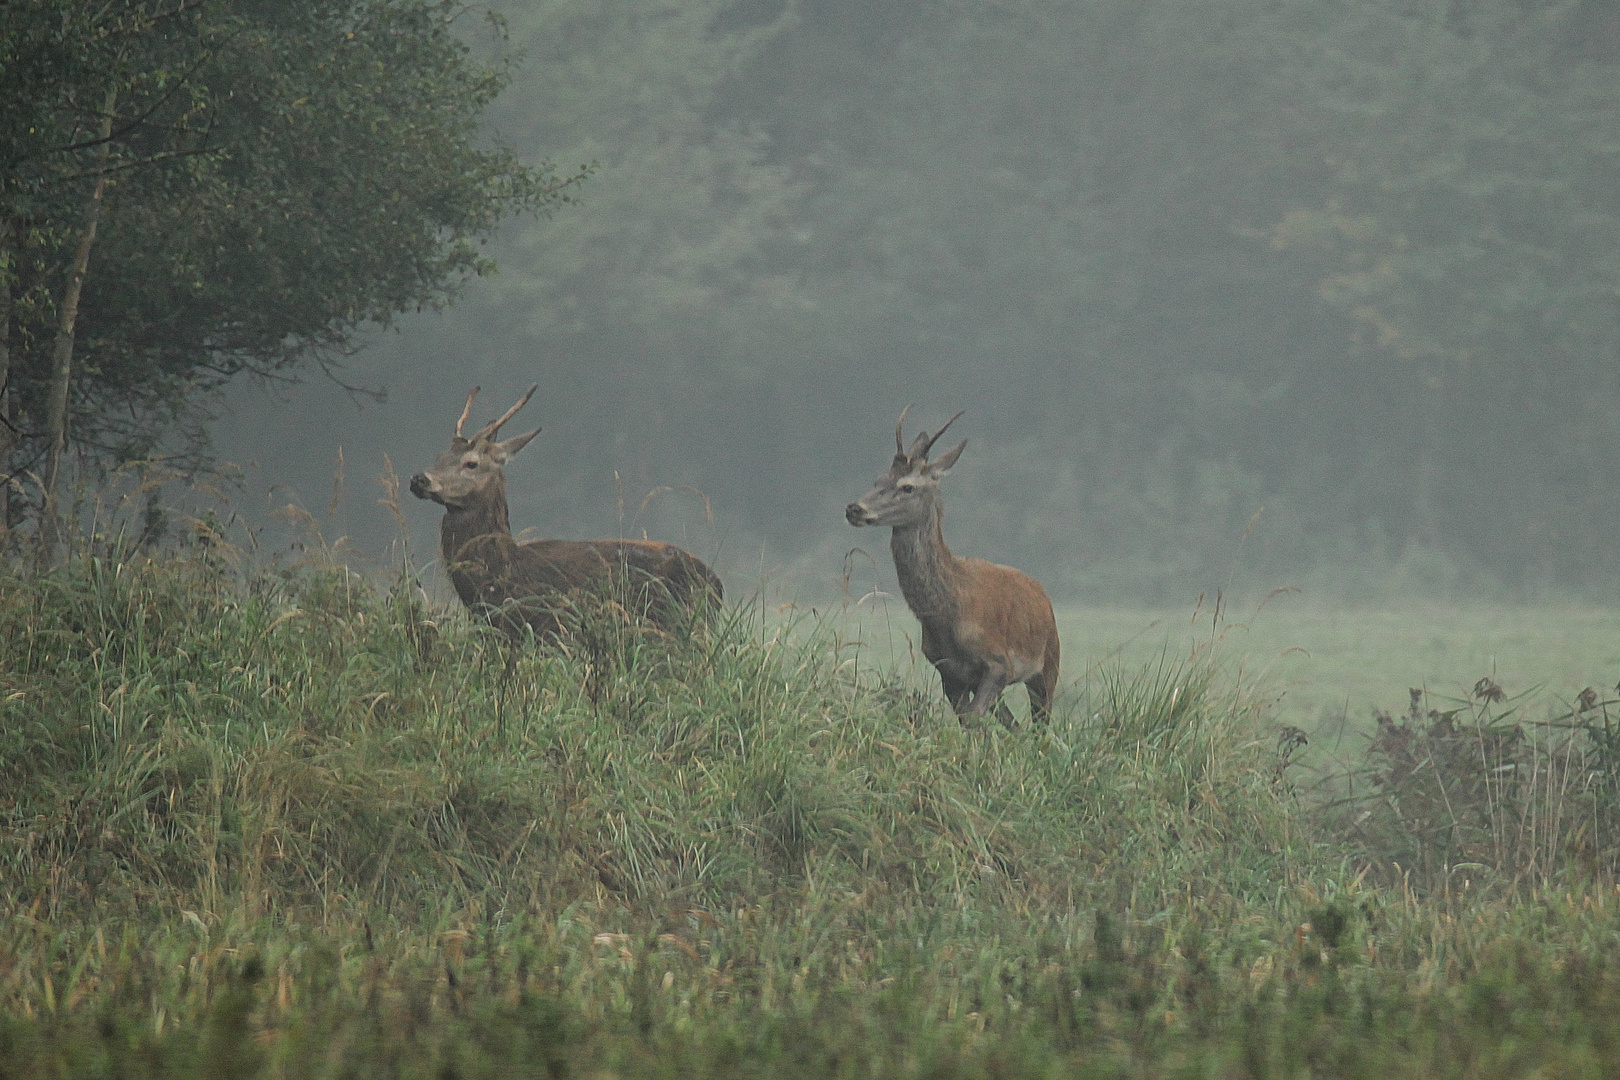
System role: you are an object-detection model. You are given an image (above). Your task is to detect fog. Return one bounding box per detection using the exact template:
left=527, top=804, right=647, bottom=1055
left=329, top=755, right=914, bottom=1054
left=218, top=0, right=1620, bottom=606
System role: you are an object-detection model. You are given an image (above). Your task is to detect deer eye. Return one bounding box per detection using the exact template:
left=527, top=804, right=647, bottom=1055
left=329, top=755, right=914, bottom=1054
left=898, top=481, right=917, bottom=493
left=463, top=460, right=478, bottom=470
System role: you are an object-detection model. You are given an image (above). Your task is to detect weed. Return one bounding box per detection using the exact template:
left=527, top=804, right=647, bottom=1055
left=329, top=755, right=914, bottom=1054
left=1337, top=679, right=1620, bottom=895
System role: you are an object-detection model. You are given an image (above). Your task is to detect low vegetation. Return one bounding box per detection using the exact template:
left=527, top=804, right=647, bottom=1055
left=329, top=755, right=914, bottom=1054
left=3, top=546, right=1620, bottom=1076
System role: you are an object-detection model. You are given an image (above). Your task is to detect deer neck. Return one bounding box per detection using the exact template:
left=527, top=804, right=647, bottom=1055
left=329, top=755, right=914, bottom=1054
left=889, top=501, right=961, bottom=627
left=439, top=478, right=513, bottom=563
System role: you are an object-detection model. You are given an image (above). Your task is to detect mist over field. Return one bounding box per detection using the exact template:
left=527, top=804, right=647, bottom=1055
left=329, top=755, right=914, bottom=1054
left=214, top=0, right=1620, bottom=607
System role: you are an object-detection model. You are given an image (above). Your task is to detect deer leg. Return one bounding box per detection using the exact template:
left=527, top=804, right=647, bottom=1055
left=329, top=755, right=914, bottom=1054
left=934, top=660, right=974, bottom=715
left=992, top=698, right=1017, bottom=730
left=1033, top=634, right=1060, bottom=723
left=963, top=664, right=1011, bottom=718
left=1025, top=674, right=1052, bottom=724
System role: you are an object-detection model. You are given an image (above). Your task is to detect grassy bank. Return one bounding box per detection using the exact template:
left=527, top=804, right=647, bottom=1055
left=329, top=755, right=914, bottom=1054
left=4, top=551, right=1620, bottom=1076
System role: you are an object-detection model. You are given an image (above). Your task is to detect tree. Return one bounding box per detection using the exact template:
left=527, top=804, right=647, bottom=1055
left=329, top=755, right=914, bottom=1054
left=0, top=0, right=581, bottom=547
left=1256, top=0, right=1620, bottom=580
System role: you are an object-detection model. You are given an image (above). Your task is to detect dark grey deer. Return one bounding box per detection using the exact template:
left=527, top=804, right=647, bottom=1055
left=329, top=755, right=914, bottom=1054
left=409, top=385, right=721, bottom=639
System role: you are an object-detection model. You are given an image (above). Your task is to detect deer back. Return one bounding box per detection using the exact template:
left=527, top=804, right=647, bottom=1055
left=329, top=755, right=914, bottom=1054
left=412, top=385, right=722, bottom=640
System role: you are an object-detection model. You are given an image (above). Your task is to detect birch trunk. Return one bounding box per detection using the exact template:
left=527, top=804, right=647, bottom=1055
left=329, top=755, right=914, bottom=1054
left=38, top=88, right=116, bottom=556
left=0, top=218, right=15, bottom=537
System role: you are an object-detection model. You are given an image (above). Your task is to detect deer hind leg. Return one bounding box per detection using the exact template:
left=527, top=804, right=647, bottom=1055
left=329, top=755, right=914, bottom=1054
left=1026, top=636, right=1060, bottom=724
left=1023, top=676, right=1048, bottom=724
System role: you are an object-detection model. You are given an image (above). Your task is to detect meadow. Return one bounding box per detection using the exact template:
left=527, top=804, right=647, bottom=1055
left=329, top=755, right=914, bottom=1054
left=5, top=545, right=1620, bottom=1077
left=843, top=595, right=1620, bottom=753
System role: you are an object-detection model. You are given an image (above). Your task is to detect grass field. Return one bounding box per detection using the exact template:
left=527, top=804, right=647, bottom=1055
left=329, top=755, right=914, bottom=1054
left=7, top=549, right=1620, bottom=1077
left=836, top=594, right=1620, bottom=757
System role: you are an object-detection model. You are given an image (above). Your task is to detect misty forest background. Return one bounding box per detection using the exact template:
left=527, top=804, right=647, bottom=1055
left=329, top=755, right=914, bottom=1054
left=28, top=0, right=1620, bottom=603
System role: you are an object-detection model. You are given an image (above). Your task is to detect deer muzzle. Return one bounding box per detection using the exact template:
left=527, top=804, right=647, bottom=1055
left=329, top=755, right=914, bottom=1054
left=845, top=502, right=875, bottom=526
left=408, top=472, right=438, bottom=500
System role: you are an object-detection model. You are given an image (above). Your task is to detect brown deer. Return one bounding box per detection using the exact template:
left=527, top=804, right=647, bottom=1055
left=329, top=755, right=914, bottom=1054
left=845, top=408, right=1059, bottom=725
left=409, top=385, right=722, bottom=639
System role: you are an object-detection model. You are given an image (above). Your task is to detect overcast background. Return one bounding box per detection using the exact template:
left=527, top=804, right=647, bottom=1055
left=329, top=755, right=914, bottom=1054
left=216, top=0, right=1620, bottom=607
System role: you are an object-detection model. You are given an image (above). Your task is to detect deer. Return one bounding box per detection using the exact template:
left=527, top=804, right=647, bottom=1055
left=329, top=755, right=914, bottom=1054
left=409, top=384, right=722, bottom=640
left=845, top=408, right=1059, bottom=726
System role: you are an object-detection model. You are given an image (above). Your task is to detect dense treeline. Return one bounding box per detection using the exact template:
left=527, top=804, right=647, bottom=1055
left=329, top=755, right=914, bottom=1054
left=7, top=1, right=1617, bottom=599
left=272, top=0, right=1617, bottom=602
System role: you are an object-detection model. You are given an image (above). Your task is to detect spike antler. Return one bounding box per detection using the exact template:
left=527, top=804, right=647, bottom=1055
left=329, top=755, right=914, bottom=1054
left=894, top=403, right=914, bottom=457
left=921, top=410, right=964, bottom=460
left=455, top=386, right=481, bottom=441
left=470, top=383, right=539, bottom=443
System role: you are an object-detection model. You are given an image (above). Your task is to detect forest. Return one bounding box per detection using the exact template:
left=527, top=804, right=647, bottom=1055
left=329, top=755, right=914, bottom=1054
left=8, top=1, right=1620, bottom=600
left=221, top=0, right=1620, bottom=603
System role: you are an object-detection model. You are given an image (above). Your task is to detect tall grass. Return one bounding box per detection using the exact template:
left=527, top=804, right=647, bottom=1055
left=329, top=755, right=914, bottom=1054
left=5, top=549, right=1620, bottom=1076
left=0, top=547, right=1302, bottom=928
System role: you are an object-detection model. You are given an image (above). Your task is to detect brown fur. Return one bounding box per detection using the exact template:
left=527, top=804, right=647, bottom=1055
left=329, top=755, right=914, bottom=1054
left=411, top=386, right=722, bottom=641
left=447, top=531, right=722, bottom=641
left=848, top=411, right=1059, bottom=725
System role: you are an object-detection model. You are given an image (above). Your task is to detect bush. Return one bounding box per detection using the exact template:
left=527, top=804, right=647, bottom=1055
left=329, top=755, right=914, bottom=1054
left=1331, top=676, right=1620, bottom=895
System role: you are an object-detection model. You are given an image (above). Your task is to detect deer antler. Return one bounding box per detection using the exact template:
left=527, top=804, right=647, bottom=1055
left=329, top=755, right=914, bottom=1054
left=921, top=410, right=964, bottom=460
left=895, top=404, right=914, bottom=457
left=470, top=383, right=539, bottom=443
left=455, top=386, right=481, bottom=440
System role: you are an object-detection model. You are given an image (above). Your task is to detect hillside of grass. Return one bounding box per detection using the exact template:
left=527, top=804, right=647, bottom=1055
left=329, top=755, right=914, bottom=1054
left=5, top=550, right=1620, bottom=1077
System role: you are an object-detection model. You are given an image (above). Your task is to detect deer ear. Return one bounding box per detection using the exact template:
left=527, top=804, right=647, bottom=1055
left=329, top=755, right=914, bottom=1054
left=491, top=427, right=541, bottom=463
left=928, top=439, right=967, bottom=476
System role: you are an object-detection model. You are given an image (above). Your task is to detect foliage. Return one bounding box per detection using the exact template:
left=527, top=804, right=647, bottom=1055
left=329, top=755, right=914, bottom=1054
left=390, top=0, right=809, bottom=535
left=10, top=902, right=1620, bottom=1078
left=0, top=0, right=579, bottom=490
left=744, top=0, right=1620, bottom=594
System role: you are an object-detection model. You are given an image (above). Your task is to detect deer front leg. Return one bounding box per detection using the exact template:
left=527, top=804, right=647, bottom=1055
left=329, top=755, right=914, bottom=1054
left=992, top=698, right=1016, bottom=730
left=933, top=658, right=975, bottom=714
left=963, top=663, right=1011, bottom=718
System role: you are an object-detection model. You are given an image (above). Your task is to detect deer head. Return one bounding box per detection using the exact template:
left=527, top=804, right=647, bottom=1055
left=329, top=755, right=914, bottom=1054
left=409, top=384, right=542, bottom=510
left=845, top=406, right=967, bottom=528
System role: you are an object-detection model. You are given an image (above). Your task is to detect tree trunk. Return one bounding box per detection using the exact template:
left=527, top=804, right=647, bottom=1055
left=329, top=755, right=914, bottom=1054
left=0, top=218, right=15, bottom=538
left=38, top=88, right=116, bottom=557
